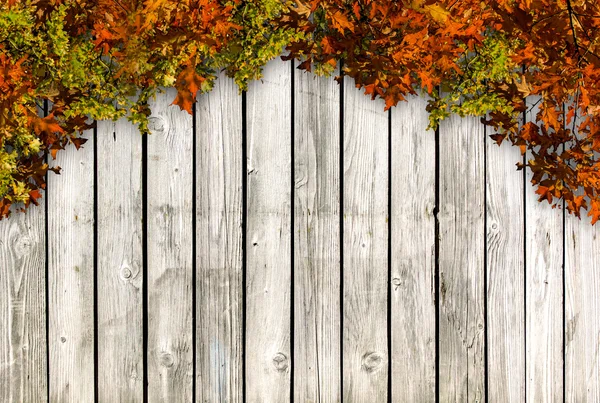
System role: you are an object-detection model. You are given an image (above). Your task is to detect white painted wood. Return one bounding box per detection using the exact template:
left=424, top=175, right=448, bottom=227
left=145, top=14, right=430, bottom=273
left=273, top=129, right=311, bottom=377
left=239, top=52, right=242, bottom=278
left=246, top=59, right=292, bottom=402
left=486, top=124, right=525, bottom=402
left=390, top=95, right=436, bottom=401
left=565, top=213, right=600, bottom=401
left=438, top=114, right=485, bottom=402
left=0, top=203, right=47, bottom=402
left=342, top=79, right=389, bottom=402
left=525, top=97, right=563, bottom=403
left=47, top=127, right=95, bottom=402
left=196, top=72, right=244, bottom=403
left=97, top=118, right=143, bottom=401
left=147, top=88, right=194, bottom=402
left=293, top=64, right=341, bottom=402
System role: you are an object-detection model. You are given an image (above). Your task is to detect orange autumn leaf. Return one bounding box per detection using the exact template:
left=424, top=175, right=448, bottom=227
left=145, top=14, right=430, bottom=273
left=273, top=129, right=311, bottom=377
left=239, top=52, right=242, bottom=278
left=172, top=64, right=205, bottom=114
left=330, top=10, right=353, bottom=33
left=30, top=114, right=64, bottom=135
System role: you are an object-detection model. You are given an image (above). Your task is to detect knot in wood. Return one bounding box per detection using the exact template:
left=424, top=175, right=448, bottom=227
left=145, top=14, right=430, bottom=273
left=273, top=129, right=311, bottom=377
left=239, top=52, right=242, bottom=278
left=158, top=351, right=174, bottom=368
left=148, top=116, right=168, bottom=134
left=15, top=235, right=32, bottom=256
left=272, top=352, right=288, bottom=372
left=361, top=351, right=383, bottom=373
left=120, top=266, right=132, bottom=280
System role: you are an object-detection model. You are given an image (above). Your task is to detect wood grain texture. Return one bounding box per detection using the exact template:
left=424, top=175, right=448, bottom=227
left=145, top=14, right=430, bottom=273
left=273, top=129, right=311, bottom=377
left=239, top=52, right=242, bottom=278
left=564, top=111, right=599, bottom=402
left=147, top=88, right=194, bottom=402
left=438, top=114, right=485, bottom=402
left=47, top=128, right=95, bottom=402
left=0, top=203, right=47, bottom=403
left=245, top=59, right=292, bottom=403
left=525, top=98, right=563, bottom=403
left=293, top=64, right=341, bottom=403
left=196, top=72, right=244, bottom=403
left=390, top=95, right=436, bottom=402
left=96, top=119, right=143, bottom=401
left=565, top=214, right=600, bottom=402
left=342, top=78, right=389, bottom=402
left=486, top=125, right=525, bottom=402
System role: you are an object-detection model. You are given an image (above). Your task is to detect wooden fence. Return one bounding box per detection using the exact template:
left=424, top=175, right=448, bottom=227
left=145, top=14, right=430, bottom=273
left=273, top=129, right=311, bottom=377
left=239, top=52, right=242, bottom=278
left=1, top=58, right=599, bottom=402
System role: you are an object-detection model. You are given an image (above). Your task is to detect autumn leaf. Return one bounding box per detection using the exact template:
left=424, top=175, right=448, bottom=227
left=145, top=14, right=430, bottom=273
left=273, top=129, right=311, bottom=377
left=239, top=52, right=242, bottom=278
left=172, top=64, right=205, bottom=114
left=423, top=4, right=450, bottom=24
left=535, top=185, right=553, bottom=203
left=589, top=201, right=600, bottom=225
left=30, top=114, right=64, bottom=135
left=330, top=10, right=353, bottom=33
left=28, top=189, right=43, bottom=207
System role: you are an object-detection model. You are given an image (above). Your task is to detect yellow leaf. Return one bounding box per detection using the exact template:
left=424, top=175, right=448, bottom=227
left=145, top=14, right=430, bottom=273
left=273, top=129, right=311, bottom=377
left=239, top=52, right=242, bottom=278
left=423, top=4, right=450, bottom=24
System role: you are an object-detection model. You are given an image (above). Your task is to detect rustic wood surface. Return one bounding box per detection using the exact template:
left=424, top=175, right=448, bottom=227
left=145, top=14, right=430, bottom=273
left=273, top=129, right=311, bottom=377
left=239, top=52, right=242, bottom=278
left=0, top=200, right=46, bottom=403
left=146, top=88, right=194, bottom=402
left=525, top=97, right=564, bottom=403
left=390, top=95, right=436, bottom=402
left=293, top=63, right=341, bottom=403
left=1, top=59, right=598, bottom=401
left=565, top=112, right=600, bottom=402
left=486, top=123, right=525, bottom=402
left=47, top=126, right=95, bottom=402
left=96, top=118, right=144, bottom=401
left=565, top=211, right=600, bottom=402
left=438, top=114, right=486, bottom=402
left=245, top=59, right=292, bottom=403
left=342, top=77, right=389, bottom=402
left=196, top=72, right=244, bottom=403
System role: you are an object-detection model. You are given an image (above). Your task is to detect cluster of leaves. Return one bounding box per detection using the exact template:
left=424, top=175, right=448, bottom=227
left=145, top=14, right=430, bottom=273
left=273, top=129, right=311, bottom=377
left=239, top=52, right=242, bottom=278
left=0, top=0, right=304, bottom=218
left=280, top=0, right=600, bottom=223
left=2, top=0, right=600, bottom=224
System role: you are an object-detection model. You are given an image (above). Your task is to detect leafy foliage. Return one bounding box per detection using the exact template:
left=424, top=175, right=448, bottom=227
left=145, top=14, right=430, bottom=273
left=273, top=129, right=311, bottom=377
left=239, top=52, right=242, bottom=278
left=2, top=0, right=600, bottom=224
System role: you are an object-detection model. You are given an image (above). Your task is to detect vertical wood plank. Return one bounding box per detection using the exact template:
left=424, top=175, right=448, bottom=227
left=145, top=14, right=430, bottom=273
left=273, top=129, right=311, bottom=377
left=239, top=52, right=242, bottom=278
left=48, top=128, right=95, bottom=402
left=564, top=109, right=599, bottom=402
left=97, top=119, right=143, bottom=401
left=390, top=95, right=436, bottom=401
left=342, top=79, right=388, bottom=402
left=438, top=115, right=485, bottom=402
left=486, top=126, right=525, bottom=402
left=293, top=65, right=341, bottom=402
left=147, top=88, right=194, bottom=401
left=0, top=204, right=47, bottom=402
left=246, top=59, right=292, bottom=402
left=196, top=73, right=243, bottom=403
left=565, top=214, right=600, bottom=401
left=525, top=98, right=563, bottom=403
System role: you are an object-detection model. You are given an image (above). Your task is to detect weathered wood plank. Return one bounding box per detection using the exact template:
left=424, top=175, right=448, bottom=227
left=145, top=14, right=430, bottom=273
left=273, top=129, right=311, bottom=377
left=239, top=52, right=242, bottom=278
left=565, top=213, right=600, bottom=401
left=293, top=65, right=341, bottom=402
left=47, top=128, right=95, bottom=402
left=564, top=110, right=599, bottom=402
left=525, top=98, right=563, bottom=403
left=0, top=203, right=47, bottom=402
left=486, top=125, right=525, bottom=402
left=246, top=59, right=292, bottom=402
left=342, top=79, right=389, bottom=402
left=96, top=119, right=143, bottom=401
left=0, top=105, right=47, bottom=403
left=390, top=95, right=435, bottom=402
left=196, top=72, right=244, bottom=403
left=147, top=88, right=194, bottom=401
left=438, top=114, right=485, bottom=402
